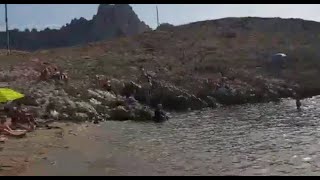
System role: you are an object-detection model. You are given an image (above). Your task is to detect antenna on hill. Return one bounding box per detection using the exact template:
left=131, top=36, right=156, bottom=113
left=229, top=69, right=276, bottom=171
left=5, top=4, right=10, bottom=55
left=156, top=5, right=159, bottom=28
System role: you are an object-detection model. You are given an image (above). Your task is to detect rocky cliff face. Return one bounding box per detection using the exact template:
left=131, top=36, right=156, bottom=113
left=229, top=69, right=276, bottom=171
left=0, top=4, right=151, bottom=51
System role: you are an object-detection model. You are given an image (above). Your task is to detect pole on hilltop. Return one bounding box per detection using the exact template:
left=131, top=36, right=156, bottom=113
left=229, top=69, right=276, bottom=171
left=5, top=4, right=10, bottom=55
left=156, top=5, right=159, bottom=28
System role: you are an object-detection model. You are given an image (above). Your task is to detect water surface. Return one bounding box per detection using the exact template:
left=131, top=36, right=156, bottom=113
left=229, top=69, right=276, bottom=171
left=21, top=97, right=320, bottom=175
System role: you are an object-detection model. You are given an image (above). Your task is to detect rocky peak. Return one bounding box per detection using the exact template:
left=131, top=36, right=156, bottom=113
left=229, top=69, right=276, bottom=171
left=0, top=4, right=151, bottom=51
left=92, top=4, right=150, bottom=38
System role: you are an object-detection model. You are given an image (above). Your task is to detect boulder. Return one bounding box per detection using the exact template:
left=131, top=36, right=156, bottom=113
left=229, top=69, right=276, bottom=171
left=53, top=89, right=68, bottom=97
left=61, top=113, right=70, bottom=120
left=213, top=86, right=248, bottom=105
left=74, top=112, right=89, bottom=121
left=26, top=106, right=43, bottom=118
left=87, top=89, right=123, bottom=108
left=88, top=89, right=104, bottom=99
left=87, top=89, right=116, bottom=101
left=106, top=98, right=127, bottom=109
left=96, top=113, right=110, bottom=121
left=64, top=97, right=77, bottom=110
left=203, top=96, right=218, bottom=108
left=49, top=110, right=59, bottom=120
left=95, top=90, right=116, bottom=100
left=94, top=104, right=110, bottom=114
left=89, top=98, right=102, bottom=106
left=109, top=78, right=125, bottom=94
left=16, top=95, right=39, bottom=106
left=132, top=105, right=153, bottom=121
left=122, top=81, right=142, bottom=97
left=143, top=80, right=208, bottom=111
left=75, top=101, right=98, bottom=117
left=108, top=106, right=133, bottom=121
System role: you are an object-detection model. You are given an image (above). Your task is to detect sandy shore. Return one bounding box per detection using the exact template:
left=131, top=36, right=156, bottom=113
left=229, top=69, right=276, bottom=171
left=0, top=122, right=66, bottom=176
left=0, top=122, right=164, bottom=176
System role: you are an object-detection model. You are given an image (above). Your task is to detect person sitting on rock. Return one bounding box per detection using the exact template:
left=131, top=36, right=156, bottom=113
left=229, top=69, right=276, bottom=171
left=51, top=71, right=61, bottom=80
left=103, top=79, right=112, bottom=92
left=153, top=104, right=168, bottom=122
left=125, top=93, right=138, bottom=110
left=0, top=116, right=27, bottom=138
left=4, top=102, right=37, bottom=132
left=95, top=76, right=112, bottom=92
left=51, top=71, right=69, bottom=82
left=39, top=66, right=50, bottom=81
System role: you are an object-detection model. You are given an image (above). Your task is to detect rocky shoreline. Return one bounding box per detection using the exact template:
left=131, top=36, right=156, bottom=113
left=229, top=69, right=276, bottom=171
left=6, top=72, right=303, bottom=124
left=2, top=15, right=320, bottom=124
left=0, top=56, right=310, bottom=124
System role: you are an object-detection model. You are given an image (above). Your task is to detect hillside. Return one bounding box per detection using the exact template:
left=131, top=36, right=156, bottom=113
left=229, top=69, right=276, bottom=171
left=0, top=4, right=151, bottom=51
left=28, top=17, right=320, bottom=91
left=0, top=17, right=320, bottom=121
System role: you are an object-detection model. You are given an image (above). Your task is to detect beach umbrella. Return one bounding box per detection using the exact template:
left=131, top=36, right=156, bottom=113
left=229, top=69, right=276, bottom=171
left=0, top=88, right=24, bottom=103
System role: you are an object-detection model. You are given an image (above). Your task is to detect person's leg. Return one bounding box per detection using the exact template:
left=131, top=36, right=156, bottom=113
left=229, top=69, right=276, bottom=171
left=1, top=120, right=25, bottom=136
left=5, top=124, right=13, bottom=132
left=2, top=128, right=27, bottom=137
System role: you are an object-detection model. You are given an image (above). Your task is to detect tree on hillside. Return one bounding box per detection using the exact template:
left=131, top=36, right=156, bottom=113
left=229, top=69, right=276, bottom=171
left=31, top=28, right=38, bottom=33
left=157, top=23, right=174, bottom=31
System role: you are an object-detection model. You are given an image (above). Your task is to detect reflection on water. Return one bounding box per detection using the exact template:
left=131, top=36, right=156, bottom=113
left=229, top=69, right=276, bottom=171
left=103, top=96, right=320, bottom=175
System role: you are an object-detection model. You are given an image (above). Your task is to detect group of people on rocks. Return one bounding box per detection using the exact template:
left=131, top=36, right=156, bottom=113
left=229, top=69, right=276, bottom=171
left=120, top=67, right=168, bottom=122
left=0, top=101, right=37, bottom=142
left=39, top=62, right=68, bottom=82
left=94, top=67, right=169, bottom=122
left=138, top=67, right=168, bottom=122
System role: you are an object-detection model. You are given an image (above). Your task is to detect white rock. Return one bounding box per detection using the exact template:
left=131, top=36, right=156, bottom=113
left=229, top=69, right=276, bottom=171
left=64, top=98, right=77, bottom=109
left=75, top=112, right=89, bottom=121
left=50, top=110, right=59, bottom=119
left=88, top=89, right=104, bottom=99
left=89, top=98, right=102, bottom=105
left=96, top=90, right=116, bottom=101
left=75, top=101, right=98, bottom=115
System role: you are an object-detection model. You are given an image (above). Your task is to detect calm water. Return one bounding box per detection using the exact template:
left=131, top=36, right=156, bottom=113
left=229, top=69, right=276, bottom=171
left=22, top=96, right=320, bottom=175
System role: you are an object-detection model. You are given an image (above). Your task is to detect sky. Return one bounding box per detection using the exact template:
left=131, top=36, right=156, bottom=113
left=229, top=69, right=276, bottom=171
left=0, top=4, right=320, bottom=31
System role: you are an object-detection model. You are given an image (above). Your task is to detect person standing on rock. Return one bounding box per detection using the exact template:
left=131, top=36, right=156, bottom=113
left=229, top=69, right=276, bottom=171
left=139, top=67, right=153, bottom=106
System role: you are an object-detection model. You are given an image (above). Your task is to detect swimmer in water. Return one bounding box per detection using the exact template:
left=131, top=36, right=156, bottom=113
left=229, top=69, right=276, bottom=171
left=296, top=98, right=301, bottom=110
left=292, top=91, right=301, bottom=110
left=153, top=104, right=168, bottom=122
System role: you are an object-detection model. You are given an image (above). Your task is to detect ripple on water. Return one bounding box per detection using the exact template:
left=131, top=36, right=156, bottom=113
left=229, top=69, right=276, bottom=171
left=102, top=96, right=320, bottom=175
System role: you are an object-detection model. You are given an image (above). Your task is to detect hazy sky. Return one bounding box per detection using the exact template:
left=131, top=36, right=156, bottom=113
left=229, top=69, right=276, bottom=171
left=0, top=4, right=320, bottom=31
